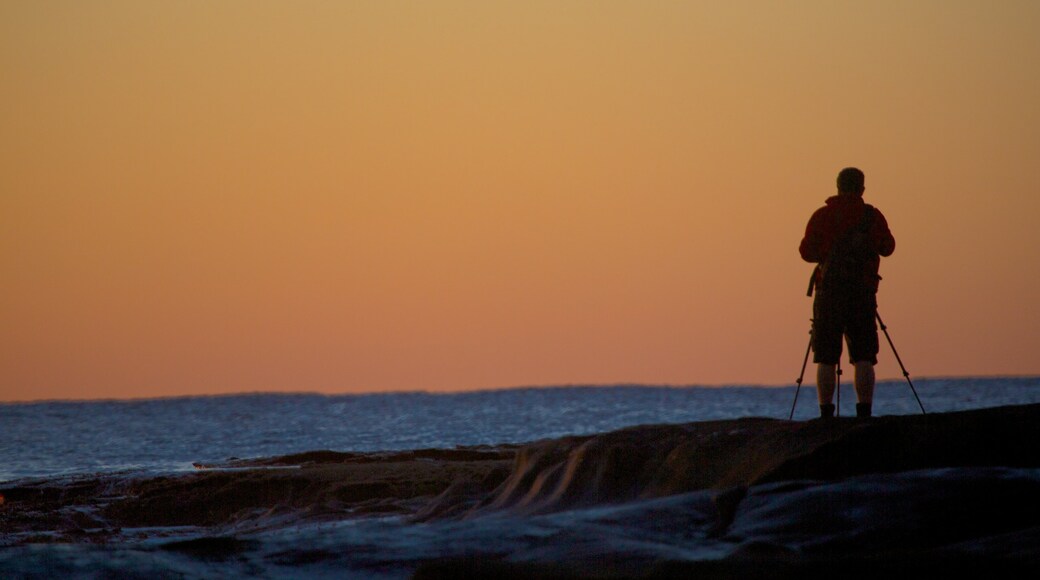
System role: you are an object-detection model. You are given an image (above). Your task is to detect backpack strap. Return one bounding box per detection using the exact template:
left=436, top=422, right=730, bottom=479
left=807, top=207, right=875, bottom=297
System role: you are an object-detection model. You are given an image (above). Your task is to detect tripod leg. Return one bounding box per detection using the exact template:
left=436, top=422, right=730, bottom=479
left=876, top=312, right=926, bottom=415
left=836, top=361, right=842, bottom=417
left=789, top=330, right=813, bottom=420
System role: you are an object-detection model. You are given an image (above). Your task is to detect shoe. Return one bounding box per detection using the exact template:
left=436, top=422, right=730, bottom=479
left=819, top=404, right=836, bottom=418
left=856, top=403, right=872, bottom=418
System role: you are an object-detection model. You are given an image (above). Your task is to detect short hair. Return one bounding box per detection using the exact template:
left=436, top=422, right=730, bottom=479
left=837, top=167, right=865, bottom=194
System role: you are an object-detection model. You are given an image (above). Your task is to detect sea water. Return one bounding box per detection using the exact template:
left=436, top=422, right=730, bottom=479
left=3, top=377, right=1038, bottom=484
left=3, top=377, right=1040, bottom=578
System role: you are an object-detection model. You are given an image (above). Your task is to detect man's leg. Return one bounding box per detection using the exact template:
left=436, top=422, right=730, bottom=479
left=854, top=361, right=875, bottom=417
left=811, top=294, right=842, bottom=419
left=816, top=363, right=836, bottom=418
left=846, top=292, right=880, bottom=419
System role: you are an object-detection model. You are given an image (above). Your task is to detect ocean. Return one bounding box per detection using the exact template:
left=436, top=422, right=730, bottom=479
left=4, top=377, right=1038, bottom=484
left=3, top=377, right=1039, bottom=578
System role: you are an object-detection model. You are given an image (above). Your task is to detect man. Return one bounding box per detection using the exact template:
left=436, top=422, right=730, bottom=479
left=799, top=167, right=895, bottom=418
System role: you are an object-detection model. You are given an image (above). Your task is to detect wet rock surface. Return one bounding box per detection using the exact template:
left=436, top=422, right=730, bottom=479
left=2, top=405, right=1039, bottom=578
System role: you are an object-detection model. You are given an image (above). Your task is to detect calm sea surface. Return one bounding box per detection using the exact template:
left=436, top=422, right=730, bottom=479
left=2, top=377, right=1038, bottom=483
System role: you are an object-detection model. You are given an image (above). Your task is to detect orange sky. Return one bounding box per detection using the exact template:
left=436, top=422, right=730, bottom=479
left=3, top=1, right=1039, bottom=401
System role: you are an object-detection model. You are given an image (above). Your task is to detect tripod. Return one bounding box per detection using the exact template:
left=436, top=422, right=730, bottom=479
left=789, top=311, right=926, bottom=419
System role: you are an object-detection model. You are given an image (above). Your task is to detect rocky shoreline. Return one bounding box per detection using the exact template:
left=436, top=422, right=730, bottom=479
left=3, top=404, right=1039, bottom=577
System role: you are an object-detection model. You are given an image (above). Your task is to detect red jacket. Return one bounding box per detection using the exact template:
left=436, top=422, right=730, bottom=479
left=800, top=194, right=895, bottom=292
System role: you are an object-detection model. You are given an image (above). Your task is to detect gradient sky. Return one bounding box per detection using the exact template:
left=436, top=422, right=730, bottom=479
left=3, top=1, right=1039, bottom=401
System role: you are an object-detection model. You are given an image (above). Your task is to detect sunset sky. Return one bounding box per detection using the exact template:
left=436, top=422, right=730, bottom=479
left=3, top=1, right=1039, bottom=401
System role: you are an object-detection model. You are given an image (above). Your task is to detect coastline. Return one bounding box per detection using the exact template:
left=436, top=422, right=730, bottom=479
left=3, top=403, right=1039, bottom=577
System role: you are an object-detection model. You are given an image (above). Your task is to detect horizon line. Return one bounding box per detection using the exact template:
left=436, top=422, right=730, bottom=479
left=4, top=373, right=1038, bottom=405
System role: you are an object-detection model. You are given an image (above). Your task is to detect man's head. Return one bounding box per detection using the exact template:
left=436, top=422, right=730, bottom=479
left=837, top=167, right=865, bottom=196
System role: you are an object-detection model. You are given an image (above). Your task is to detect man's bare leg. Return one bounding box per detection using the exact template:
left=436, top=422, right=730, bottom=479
left=816, top=363, right=836, bottom=417
left=854, top=361, right=875, bottom=417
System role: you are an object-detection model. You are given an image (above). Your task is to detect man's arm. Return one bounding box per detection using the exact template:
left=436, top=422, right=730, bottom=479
left=873, top=210, right=895, bottom=257
left=799, top=208, right=826, bottom=263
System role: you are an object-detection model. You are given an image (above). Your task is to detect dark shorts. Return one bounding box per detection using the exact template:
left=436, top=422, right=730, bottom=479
left=812, top=289, right=879, bottom=365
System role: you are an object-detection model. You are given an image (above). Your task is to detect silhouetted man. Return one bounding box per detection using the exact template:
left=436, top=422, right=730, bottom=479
left=800, top=168, right=895, bottom=418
